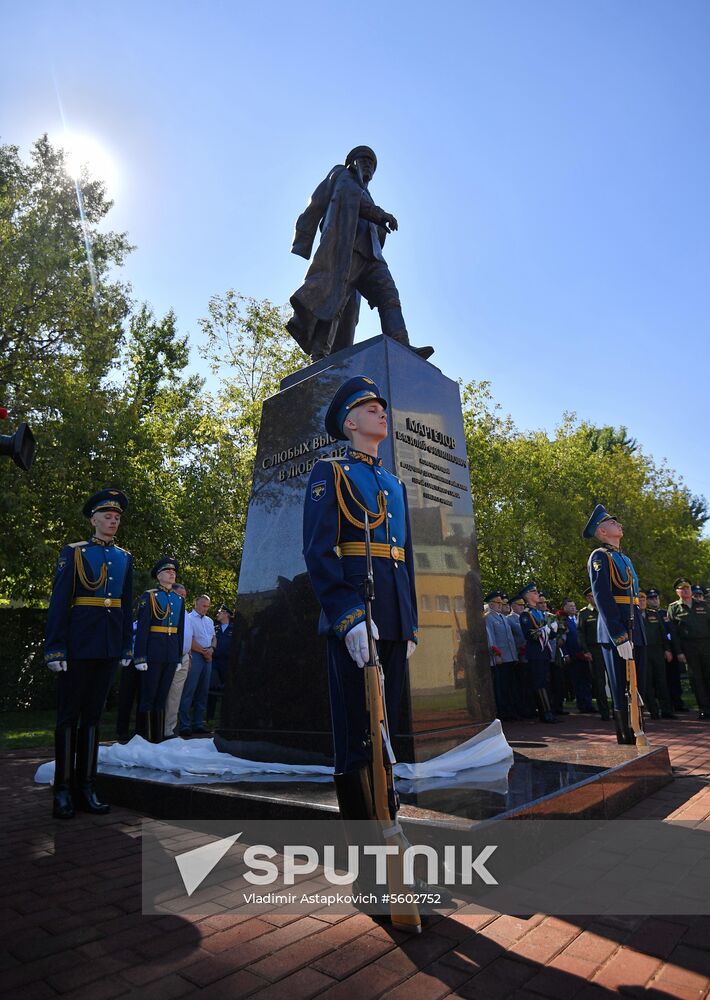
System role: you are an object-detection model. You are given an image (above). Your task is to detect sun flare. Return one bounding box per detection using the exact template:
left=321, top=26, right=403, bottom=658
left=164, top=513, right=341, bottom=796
left=55, top=131, right=120, bottom=193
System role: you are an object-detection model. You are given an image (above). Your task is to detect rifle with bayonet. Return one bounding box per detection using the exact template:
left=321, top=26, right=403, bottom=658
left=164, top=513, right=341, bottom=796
left=363, top=510, right=421, bottom=935
left=625, top=583, right=649, bottom=748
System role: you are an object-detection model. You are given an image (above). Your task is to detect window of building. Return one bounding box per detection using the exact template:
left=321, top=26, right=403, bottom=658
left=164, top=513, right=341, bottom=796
left=416, top=552, right=431, bottom=569
left=454, top=596, right=465, bottom=613
left=420, top=594, right=432, bottom=612
left=436, top=595, right=451, bottom=612
left=444, top=553, right=457, bottom=569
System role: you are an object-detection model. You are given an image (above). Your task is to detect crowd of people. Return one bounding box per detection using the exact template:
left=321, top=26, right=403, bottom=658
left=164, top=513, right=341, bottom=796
left=43, top=488, right=236, bottom=819
left=484, top=578, right=710, bottom=726
left=115, top=585, right=235, bottom=745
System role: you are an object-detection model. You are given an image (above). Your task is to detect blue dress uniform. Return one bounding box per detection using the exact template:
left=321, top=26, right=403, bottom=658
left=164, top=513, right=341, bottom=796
left=208, top=608, right=234, bottom=721
left=516, top=583, right=558, bottom=723
left=133, top=556, right=184, bottom=743
left=303, top=377, right=417, bottom=784
left=484, top=591, right=519, bottom=720
left=584, top=504, right=646, bottom=744
left=44, top=488, right=133, bottom=818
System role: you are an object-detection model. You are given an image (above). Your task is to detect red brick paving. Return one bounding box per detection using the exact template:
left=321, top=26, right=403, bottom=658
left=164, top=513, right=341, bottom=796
left=2, top=715, right=710, bottom=999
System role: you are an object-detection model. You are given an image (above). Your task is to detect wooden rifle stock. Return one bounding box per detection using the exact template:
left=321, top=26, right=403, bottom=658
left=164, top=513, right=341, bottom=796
left=626, top=654, right=649, bottom=748
left=363, top=511, right=421, bottom=935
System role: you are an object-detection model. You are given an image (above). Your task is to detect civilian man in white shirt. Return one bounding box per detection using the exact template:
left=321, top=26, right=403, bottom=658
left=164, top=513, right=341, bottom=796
left=178, top=594, right=216, bottom=737
left=164, top=583, right=194, bottom=738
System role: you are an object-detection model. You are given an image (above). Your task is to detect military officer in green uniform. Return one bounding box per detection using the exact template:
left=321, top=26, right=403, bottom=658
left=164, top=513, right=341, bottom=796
left=577, top=586, right=611, bottom=720
left=667, top=577, right=710, bottom=720
left=639, top=589, right=675, bottom=719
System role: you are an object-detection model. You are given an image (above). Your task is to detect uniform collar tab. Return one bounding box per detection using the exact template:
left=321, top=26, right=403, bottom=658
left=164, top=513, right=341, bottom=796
left=346, top=447, right=382, bottom=467
left=89, top=535, right=112, bottom=547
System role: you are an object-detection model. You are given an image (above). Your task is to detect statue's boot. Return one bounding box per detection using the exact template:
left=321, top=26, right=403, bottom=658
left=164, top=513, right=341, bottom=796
left=613, top=709, right=636, bottom=745
left=53, top=725, right=76, bottom=819
left=75, top=725, right=110, bottom=814
left=379, top=307, right=434, bottom=361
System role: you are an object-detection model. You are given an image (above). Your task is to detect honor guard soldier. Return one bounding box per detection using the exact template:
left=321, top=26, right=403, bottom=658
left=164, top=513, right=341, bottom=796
left=303, top=376, right=418, bottom=819
left=44, top=489, right=133, bottom=819
left=583, top=504, right=647, bottom=744
left=133, top=557, right=185, bottom=743
left=516, top=583, right=558, bottom=723
left=667, top=577, right=710, bottom=720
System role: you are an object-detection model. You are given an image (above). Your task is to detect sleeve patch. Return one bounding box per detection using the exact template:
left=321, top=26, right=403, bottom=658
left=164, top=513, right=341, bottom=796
left=592, top=560, right=601, bottom=571
left=334, top=607, right=365, bottom=635
left=311, top=480, right=327, bottom=502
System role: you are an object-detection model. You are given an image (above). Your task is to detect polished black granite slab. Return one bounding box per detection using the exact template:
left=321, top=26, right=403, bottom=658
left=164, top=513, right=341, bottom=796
left=97, top=739, right=672, bottom=826
left=219, top=334, right=494, bottom=763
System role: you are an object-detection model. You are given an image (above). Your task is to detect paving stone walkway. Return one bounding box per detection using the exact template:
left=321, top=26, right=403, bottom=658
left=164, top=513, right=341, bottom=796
left=2, top=716, right=710, bottom=999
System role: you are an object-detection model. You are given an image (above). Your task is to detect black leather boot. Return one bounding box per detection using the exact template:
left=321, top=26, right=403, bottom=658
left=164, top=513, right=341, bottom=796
left=379, top=307, right=434, bottom=360
left=151, top=710, right=165, bottom=744
left=535, top=688, right=558, bottom=723
left=613, top=709, right=636, bottom=745
left=135, top=710, right=152, bottom=742
left=75, top=725, right=110, bottom=814
left=53, top=726, right=76, bottom=819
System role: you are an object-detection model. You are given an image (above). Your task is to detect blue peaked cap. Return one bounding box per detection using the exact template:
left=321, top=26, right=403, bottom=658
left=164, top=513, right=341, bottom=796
left=151, top=555, right=180, bottom=579
left=510, top=582, right=538, bottom=603
left=82, top=488, right=129, bottom=518
left=325, top=376, right=388, bottom=441
left=583, top=504, right=616, bottom=539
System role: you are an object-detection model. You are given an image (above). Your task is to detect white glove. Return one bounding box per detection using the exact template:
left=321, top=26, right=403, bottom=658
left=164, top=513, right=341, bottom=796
left=617, top=640, right=634, bottom=660
left=134, top=660, right=149, bottom=672
left=47, top=660, right=67, bottom=673
left=549, top=620, right=559, bottom=634
left=407, top=641, right=416, bottom=660
left=119, top=658, right=132, bottom=667
left=345, top=620, right=379, bottom=668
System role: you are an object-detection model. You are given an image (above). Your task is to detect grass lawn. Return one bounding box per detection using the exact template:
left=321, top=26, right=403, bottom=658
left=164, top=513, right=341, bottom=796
left=0, top=676, right=697, bottom=751
left=0, top=710, right=119, bottom=751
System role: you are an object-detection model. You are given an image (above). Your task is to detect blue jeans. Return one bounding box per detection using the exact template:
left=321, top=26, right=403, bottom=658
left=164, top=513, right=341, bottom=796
left=178, top=651, right=212, bottom=730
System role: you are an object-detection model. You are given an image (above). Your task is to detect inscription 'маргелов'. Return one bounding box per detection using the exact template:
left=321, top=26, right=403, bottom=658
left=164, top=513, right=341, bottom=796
left=262, top=415, right=470, bottom=501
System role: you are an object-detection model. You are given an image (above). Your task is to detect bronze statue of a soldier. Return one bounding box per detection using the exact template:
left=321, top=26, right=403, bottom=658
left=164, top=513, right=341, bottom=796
left=286, top=146, right=433, bottom=362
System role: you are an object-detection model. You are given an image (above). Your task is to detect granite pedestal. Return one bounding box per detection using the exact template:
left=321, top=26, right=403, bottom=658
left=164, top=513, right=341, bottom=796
left=218, top=335, right=494, bottom=764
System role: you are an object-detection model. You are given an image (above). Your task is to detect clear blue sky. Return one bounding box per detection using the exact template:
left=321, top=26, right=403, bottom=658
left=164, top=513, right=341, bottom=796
left=3, top=0, right=709, bottom=516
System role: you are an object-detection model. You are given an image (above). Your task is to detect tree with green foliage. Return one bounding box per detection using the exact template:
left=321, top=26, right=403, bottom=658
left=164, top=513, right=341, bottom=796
left=194, top=291, right=307, bottom=596
left=0, top=136, right=133, bottom=599
left=0, top=135, right=131, bottom=399
left=462, top=380, right=710, bottom=604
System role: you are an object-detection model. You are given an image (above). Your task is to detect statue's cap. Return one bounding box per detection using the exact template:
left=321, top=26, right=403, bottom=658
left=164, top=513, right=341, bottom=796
left=345, top=146, right=377, bottom=170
